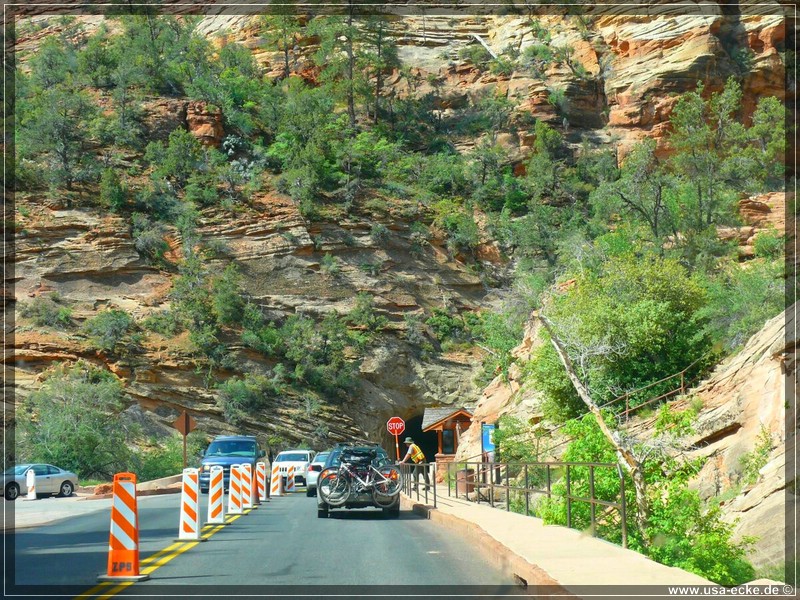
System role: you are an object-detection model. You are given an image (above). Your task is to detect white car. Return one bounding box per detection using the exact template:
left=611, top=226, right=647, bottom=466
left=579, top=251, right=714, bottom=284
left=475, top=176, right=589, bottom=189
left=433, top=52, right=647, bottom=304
left=274, top=449, right=315, bottom=490
left=304, top=451, right=330, bottom=497
left=2, top=464, right=78, bottom=501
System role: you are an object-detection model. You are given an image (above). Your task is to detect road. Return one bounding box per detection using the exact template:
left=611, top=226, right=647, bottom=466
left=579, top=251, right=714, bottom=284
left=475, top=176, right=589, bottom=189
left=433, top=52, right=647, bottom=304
left=7, top=492, right=521, bottom=597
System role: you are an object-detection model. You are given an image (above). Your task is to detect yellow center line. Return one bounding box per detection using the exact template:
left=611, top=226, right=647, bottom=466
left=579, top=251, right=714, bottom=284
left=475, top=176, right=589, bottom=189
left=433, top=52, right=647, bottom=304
left=140, top=542, right=186, bottom=565
left=97, top=582, right=135, bottom=599
left=201, top=525, right=224, bottom=539
left=74, top=582, right=112, bottom=599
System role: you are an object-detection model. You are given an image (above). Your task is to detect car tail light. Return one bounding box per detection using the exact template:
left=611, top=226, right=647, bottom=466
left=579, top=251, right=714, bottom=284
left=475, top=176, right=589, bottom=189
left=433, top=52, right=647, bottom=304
left=309, top=465, right=321, bottom=472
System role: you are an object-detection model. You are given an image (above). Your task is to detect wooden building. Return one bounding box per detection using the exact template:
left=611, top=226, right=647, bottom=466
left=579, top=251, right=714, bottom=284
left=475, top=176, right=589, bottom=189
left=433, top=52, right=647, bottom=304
left=421, top=406, right=474, bottom=481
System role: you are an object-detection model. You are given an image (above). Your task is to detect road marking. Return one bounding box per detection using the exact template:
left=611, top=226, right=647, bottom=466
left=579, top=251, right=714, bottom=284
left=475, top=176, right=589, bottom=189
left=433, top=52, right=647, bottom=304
left=140, top=542, right=186, bottom=565
left=97, top=582, right=134, bottom=598
left=74, top=582, right=112, bottom=599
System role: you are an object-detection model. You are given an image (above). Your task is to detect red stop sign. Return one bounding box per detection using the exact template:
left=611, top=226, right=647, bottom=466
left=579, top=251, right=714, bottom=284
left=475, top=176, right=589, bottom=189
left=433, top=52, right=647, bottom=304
left=387, top=417, right=405, bottom=436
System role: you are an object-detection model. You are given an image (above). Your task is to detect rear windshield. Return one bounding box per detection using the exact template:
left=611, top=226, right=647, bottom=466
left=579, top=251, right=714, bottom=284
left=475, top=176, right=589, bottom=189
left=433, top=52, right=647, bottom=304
left=276, top=453, right=311, bottom=462
left=206, top=440, right=257, bottom=457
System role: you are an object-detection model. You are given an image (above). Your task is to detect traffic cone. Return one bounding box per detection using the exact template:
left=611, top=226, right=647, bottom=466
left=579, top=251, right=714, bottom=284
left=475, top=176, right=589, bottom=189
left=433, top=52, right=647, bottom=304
left=256, top=463, right=268, bottom=502
left=241, top=463, right=253, bottom=509
left=98, top=473, right=149, bottom=582
left=228, top=464, right=243, bottom=515
left=270, top=464, right=283, bottom=497
left=207, top=465, right=226, bottom=525
left=286, top=465, right=296, bottom=493
left=23, top=468, right=36, bottom=501
left=176, top=468, right=205, bottom=541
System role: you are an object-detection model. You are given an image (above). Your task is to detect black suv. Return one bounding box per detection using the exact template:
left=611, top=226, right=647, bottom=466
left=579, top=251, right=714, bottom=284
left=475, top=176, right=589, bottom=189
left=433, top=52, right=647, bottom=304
left=316, top=443, right=400, bottom=519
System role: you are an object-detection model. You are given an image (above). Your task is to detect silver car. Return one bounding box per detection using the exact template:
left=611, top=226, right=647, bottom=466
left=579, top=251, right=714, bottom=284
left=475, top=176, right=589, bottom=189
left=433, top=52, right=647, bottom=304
left=304, top=452, right=330, bottom=497
left=2, top=464, right=78, bottom=501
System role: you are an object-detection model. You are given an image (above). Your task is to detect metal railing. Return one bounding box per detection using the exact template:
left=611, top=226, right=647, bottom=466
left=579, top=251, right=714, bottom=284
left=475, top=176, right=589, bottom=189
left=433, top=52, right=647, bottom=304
left=397, top=462, right=436, bottom=508
left=445, top=459, right=627, bottom=548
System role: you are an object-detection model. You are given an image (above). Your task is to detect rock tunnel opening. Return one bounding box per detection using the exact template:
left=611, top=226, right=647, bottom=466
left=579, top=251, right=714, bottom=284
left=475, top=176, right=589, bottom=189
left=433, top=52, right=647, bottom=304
left=397, top=413, right=438, bottom=464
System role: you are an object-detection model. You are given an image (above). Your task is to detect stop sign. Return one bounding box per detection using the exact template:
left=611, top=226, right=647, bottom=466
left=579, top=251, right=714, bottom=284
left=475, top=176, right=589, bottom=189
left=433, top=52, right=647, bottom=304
left=386, top=416, right=405, bottom=436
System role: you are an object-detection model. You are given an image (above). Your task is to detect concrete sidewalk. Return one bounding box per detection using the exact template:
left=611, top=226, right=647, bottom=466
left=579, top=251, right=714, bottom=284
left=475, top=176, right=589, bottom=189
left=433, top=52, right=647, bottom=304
left=400, top=483, right=714, bottom=593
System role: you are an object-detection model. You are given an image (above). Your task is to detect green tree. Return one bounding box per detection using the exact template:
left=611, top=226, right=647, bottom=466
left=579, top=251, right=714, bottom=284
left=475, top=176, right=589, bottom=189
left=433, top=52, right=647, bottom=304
left=26, top=86, right=99, bottom=191
left=145, top=128, right=206, bottom=190
left=17, top=361, right=135, bottom=479
left=260, top=6, right=302, bottom=79
left=541, top=251, right=711, bottom=410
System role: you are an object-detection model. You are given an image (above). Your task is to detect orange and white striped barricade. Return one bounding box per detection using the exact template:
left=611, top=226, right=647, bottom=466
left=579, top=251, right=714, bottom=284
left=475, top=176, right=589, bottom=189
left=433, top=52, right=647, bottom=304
left=207, top=465, right=226, bottom=525
left=270, top=463, right=283, bottom=497
left=228, top=464, right=243, bottom=515
left=286, top=465, right=296, bottom=492
left=23, top=468, right=36, bottom=501
left=241, top=463, right=253, bottom=509
left=256, top=462, right=268, bottom=502
left=98, top=473, right=149, bottom=582
left=176, top=468, right=205, bottom=541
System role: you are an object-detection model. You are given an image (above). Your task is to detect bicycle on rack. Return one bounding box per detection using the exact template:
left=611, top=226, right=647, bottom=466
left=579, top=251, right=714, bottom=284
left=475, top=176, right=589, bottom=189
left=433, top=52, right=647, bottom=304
left=317, top=448, right=402, bottom=508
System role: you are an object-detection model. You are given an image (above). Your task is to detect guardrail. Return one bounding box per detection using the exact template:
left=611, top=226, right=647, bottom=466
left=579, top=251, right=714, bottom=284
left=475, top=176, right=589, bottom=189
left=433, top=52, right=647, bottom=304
left=445, top=459, right=627, bottom=548
left=397, top=462, right=436, bottom=508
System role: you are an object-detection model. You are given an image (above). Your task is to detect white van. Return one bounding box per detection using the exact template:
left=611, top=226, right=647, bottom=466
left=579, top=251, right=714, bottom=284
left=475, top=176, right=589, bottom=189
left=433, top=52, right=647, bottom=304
left=274, top=449, right=315, bottom=487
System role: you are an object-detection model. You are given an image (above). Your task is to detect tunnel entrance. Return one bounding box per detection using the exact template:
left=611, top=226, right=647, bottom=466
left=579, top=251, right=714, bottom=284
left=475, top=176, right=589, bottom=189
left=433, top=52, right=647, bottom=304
left=399, top=414, right=438, bottom=464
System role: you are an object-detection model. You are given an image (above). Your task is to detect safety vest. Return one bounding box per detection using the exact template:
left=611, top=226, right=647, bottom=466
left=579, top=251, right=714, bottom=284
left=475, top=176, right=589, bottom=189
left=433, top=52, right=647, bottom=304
left=409, top=444, right=425, bottom=463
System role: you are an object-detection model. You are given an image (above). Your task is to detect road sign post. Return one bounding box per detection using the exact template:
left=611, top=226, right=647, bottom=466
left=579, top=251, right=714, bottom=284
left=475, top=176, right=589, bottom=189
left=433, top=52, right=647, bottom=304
left=173, top=411, right=197, bottom=469
left=386, top=417, right=405, bottom=461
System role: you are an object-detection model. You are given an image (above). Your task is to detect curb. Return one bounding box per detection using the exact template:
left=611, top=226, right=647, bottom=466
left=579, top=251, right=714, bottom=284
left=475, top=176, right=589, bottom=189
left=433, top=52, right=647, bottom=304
left=399, top=495, right=574, bottom=596
left=82, top=486, right=182, bottom=500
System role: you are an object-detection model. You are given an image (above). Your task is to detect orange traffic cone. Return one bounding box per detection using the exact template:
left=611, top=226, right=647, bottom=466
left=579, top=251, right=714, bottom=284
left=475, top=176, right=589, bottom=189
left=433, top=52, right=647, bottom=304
left=286, top=465, right=296, bottom=492
left=22, top=468, right=36, bottom=501
left=98, top=473, right=149, bottom=581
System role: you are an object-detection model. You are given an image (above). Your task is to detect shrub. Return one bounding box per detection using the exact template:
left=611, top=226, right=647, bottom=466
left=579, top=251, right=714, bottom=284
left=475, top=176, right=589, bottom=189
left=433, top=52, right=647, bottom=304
left=458, top=44, right=492, bottom=69
left=217, top=374, right=280, bottom=426
left=17, top=361, right=134, bottom=479
left=753, top=229, right=784, bottom=260
left=370, top=223, right=390, bottom=245
left=100, top=168, right=128, bottom=211
left=19, top=294, right=72, bottom=329
left=320, top=253, right=341, bottom=277
left=347, top=293, right=387, bottom=332
left=141, top=309, right=183, bottom=337
left=137, top=431, right=206, bottom=480
left=83, top=309, right=137, bottom=353
left=131, top=213, right=169, bottom=265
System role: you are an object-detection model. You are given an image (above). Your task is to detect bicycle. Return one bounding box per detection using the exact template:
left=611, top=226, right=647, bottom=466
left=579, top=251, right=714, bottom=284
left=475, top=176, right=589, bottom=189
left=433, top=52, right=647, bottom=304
left=317, top=450, right=402, bottom=507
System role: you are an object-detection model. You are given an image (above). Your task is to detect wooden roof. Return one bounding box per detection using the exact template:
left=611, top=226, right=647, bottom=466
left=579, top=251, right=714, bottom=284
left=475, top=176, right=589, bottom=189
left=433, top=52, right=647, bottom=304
left=422, top=407, right=474, bottom=432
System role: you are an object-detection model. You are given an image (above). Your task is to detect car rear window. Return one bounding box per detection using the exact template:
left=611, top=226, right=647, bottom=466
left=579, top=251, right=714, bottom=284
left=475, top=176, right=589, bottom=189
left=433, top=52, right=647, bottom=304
left=276, top=453, right=310, bottom=462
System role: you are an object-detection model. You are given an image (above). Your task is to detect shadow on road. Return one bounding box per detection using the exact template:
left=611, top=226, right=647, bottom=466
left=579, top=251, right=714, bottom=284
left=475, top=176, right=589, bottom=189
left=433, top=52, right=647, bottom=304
left=327, top=510, right=425, bottom=521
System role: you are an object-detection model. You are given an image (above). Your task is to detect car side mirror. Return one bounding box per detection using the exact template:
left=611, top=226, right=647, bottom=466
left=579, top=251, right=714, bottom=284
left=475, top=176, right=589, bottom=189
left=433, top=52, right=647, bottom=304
left=259, top=450, right=266, bottom=458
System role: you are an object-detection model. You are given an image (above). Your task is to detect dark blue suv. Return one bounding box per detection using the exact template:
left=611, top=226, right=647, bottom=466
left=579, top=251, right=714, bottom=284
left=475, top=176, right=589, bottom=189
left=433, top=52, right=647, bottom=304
left=199, top=435, right=265, bottom=493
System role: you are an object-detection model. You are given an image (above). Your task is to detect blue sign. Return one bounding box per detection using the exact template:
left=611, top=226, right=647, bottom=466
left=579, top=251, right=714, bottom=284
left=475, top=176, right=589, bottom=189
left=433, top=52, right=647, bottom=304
left=481, top=423, right=496, bottom=453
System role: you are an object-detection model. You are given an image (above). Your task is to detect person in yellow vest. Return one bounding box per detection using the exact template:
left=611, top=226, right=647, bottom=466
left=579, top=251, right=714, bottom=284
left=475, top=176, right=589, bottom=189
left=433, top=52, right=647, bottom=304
left=399, top=437, right=430, bottom=489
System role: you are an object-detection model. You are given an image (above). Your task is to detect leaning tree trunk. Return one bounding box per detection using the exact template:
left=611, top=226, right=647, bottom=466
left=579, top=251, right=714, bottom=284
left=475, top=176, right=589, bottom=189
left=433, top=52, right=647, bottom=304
left=537, top=313, right=651, bottom=545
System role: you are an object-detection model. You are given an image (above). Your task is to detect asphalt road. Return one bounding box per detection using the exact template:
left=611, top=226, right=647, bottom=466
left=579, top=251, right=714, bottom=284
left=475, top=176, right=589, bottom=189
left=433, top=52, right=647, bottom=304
left=7, top=492, right=519, bottom=598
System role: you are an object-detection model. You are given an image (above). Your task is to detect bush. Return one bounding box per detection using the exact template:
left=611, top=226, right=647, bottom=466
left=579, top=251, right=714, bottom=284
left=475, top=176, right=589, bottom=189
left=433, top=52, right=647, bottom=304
left=370, top=223, right=390, bottom=245
left=83, top=309, right=137, bottom=353
left=537, top=415, right=756, bottom=585
left=141, top=309, right=183, bottom=337
left=347, top=293, right=387, bottom=332
left=320, top=253, right=341, bottom=277
left=217, top=374, right=280, bottom=426
left=17, top=361, right=134, bottom=479
left=697, top=258, right=784, bottom=353
left=753, top=229, right=784, bottom=260
left=137, top=431, right=206, bottom=480
left=100, top=168, right=128, bottom=211
left=19, top=294, right=72, bottom=329
left=131, top=213, right=169, bottom=265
